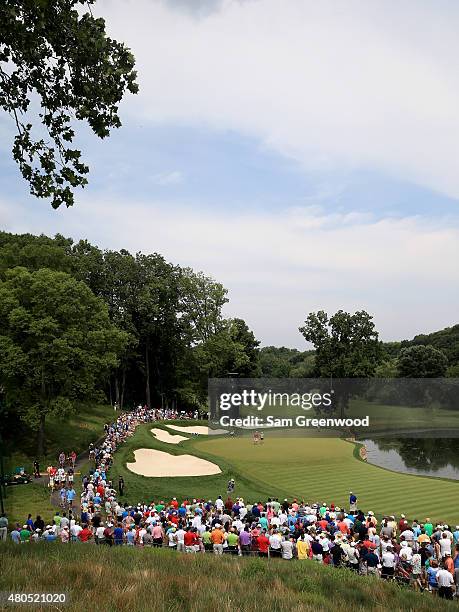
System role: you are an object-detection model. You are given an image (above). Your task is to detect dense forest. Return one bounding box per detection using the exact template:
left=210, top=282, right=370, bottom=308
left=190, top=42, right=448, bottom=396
left=0, top=231, right=260, bottom=454
left=0, top=231, right=457, bottom=455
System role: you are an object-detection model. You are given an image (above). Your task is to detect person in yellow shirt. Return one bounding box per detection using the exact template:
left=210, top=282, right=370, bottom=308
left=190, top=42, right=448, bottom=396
left=297, top=534, right=311, bottom=560
left=417, top=531, right=431, bottom=546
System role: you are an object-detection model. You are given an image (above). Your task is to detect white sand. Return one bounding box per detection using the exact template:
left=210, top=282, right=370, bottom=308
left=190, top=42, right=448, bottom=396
left=165, top=424, right=228, bottom=435
left=127, top=448, right=222, bottom=477
left=150, top=428, right=188, bottom=445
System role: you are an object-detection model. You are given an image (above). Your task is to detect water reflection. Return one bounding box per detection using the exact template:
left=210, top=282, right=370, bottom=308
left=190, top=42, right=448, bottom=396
left=363, top=438, right=459, bottom=481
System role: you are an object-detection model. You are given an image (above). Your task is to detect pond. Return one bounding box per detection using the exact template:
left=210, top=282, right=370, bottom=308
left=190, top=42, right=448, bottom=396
left=362, top=438, right=459, bottom=481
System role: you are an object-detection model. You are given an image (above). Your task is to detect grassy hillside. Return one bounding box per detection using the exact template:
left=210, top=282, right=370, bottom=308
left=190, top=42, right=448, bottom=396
left=3, top=403, right=115, bottom=526
left=5, top=403, right=116, bottom=471
left=0, top=543, right=453, bottom=612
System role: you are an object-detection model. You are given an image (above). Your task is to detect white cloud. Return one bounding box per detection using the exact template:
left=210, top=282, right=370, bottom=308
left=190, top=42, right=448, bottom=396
left=3, top=195, right=458, bottom=347
left=96, top=0, right=459, bottom=200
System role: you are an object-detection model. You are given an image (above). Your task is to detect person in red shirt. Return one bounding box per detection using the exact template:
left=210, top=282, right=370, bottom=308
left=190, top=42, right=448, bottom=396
left=361, top=535, right=377, bottom=552
left=318, top=518, right=328, bottom=531
left=250, top=525, right=261, bottom=551
left=170, top=497, right=179, bottom=509
left=398, top=515, right=408, bottom=532
left=78, top=525, right=93, bottom=543
left=184, top=528, right=198, bottom=553
left=257, top=530, right=270, bottom=557
left=338, top=521, right=350, bottom=535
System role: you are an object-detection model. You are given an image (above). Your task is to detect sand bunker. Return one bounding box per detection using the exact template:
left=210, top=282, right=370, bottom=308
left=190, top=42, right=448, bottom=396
left=150, top=428, right=188, bottom=445
left=127, top=448, right=222, bottom=477
left=165, top=424, right=227, bottom=435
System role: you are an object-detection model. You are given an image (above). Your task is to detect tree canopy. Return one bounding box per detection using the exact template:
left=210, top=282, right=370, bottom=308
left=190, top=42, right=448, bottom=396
left=0, top=266, right=127, bottom=454
left=299, top=309, right=382, bottom=378
left=397, top=344, right=448, bottom=378
left=0, top=0, right=138, bottom=208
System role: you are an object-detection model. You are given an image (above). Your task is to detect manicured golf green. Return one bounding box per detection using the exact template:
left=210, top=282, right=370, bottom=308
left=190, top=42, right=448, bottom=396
left=192, top=436, right=459, bottom=525
left=110, top=422, right=459, bottom=526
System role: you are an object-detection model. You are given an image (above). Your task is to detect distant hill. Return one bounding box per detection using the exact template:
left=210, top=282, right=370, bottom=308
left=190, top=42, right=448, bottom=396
left=399, top=324, right=459, bottom=365
left=262, top=324, right=459, bottom=377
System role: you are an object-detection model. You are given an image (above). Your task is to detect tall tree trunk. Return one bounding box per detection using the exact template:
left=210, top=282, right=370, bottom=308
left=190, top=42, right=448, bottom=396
left=37, top=412, right=46, bottom=458
left=145, top=340, right=151, bottom=408
left=120, top=366, right=126, bottom=411
left=38, top=366, right=46, bottom=457
left=115, top=375, right=120, bottom=409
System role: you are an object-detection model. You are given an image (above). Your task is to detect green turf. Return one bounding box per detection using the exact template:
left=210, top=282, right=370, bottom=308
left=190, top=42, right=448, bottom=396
left=108, top=422, right=274, bottom=504
left=110, top=422, right=459, bottom=525
left=192, top=436, right=459, bottom=525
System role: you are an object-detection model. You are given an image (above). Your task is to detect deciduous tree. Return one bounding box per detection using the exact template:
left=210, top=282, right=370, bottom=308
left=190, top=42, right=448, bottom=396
left=0, top=0, right=138, bottom=208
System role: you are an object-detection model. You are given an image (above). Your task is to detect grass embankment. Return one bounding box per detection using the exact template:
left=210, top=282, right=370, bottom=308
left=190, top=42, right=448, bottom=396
left=111, top=423, right=459, bottom=525
left=5, top=403, right=116, bottom=471
left=4, top=403, right=115, bottom=526
left=0, top=543, right=453, bottom=612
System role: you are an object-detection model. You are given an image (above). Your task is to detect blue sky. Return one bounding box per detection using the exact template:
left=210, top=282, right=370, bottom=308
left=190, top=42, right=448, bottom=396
left=1, top=0, right=459, bottom=348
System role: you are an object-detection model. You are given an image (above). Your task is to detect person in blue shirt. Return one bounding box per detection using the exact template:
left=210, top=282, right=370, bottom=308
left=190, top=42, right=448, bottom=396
left=11, top=527, right=21, bottom=544
left=288, top=514, right=297, bottom=528
left=453, top=526, right=459, bottom=545
left=45, top=532, right=57, bottom=542
left=349, top=492, right=357, bottom=513
left=427, top=560, right=439, bottom=592
left=114, top=524, right=124, bottom=545
left=412, top=521, right=421, bottom=539
left=346, top=513, right=355, bottom=524
left=259, top=516, right=268, bottom=531
left=66, top=487, right=76, bottom=507
left=126, top=527, right=136, bottom=545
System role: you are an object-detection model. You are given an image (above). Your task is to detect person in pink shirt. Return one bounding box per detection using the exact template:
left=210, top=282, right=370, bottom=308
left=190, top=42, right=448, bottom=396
left=152, top=523, right=164, bottom=547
